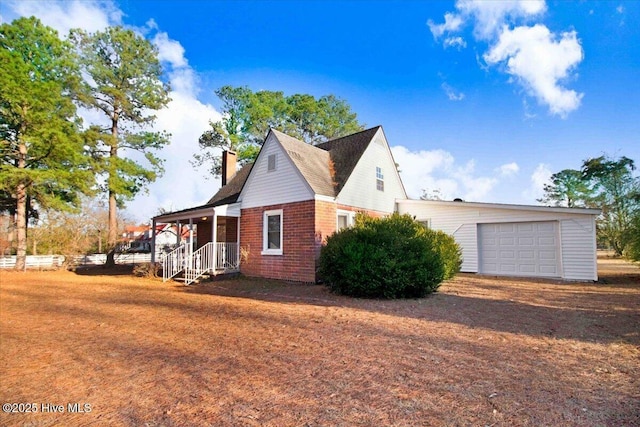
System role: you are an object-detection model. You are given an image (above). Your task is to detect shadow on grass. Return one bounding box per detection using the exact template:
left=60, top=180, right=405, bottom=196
left=181, top=272, right=640, bottom=346
left=72, top=264, right=135, bottom=276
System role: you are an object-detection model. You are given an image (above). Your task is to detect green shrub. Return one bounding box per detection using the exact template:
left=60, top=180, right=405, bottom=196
left=318, top=213, right=459, bottom=298
left=625, top=214, right=640, bottom=263
left=428, top=228, right=462, bottom=280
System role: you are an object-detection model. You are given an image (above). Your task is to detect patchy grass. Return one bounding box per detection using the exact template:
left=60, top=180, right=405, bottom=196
left=0, top=259, right=638, bottom=426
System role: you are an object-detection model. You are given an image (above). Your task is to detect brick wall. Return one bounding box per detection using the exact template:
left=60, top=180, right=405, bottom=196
left=314, top=200, right=337, bottom=260
left=336, top=204, right=387, bottom=218
left=240, top=200, right=318, bottom=283
left=196, top=221, right=211, bottom=249
left=239, top=200, right=391, bottom=283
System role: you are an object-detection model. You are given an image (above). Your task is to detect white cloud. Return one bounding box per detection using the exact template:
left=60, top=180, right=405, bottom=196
left=484, top=24, right=584, bottom=118
left=496, top=162, right=519, bottom=176
left=427, top=12, right=464, bottom=38
left=456, top=0, right=546, bottom=40
left=392, top=146, right=509, bottom=202
left=522, top=163, right=552, bottom=201
left=441, top=83, right=465, bottom=101
left=429, top=0, right=584, bottom=118
left=444, top=36, right=467, bottom=49
left=153, top=31, right=188, bottom=69
left=7, top=0, right=222, bottom=223
left=6, top=0, right=122, bottom=34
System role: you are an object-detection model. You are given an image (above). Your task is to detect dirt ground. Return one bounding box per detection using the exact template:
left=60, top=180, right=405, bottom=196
left=1, top=257, right=638, bottom=426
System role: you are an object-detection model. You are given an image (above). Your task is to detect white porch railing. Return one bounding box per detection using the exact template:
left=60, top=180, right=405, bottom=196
left=161, top=242, right=239, bottom=284
left=162, top=244, right=188, bottom=282
left=215, top=242, right=239, bottom=272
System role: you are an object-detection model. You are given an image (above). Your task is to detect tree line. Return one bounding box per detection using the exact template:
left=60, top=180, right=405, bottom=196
left=539, top=155, right=640, bottom=261
left=1, top=17, right=364, bottom=270
left=1, top=17, right=170, bottom=270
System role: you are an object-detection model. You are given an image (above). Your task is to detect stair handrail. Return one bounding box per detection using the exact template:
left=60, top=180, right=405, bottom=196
left=162, top=244, right=188, bottom=282
left=183, top=242, right=216, bottom=285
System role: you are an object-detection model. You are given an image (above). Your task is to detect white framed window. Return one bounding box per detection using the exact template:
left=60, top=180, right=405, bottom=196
left=337, top=210, right=356, bottom=231
left=376, top=166, right=384, bottom=191
left=267, top=154, right=277, bottom=171
left=418, top=219, right=431, bottom=229
left=262, top=209, right=283, bottom=255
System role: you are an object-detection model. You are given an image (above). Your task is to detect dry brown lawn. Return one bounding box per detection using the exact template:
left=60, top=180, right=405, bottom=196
left=0, top=257, right=638, bottom=426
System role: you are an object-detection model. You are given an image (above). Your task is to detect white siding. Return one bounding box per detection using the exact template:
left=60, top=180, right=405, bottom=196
left=560, top=218, right=598, bottom=281
left=337, top=129, right=406, bottom=213
left=239, top=133, right=314, bottom=208
left=397, top=200, right=598, bottom=280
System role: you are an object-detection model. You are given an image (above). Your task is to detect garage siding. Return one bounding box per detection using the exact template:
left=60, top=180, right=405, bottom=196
left=560, top=218, right=597, bottom=281
left=397, top=200, right=598, bottom=281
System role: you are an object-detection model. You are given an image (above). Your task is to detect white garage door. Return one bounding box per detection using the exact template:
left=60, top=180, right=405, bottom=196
left=478, top=221, right=560, bottom=277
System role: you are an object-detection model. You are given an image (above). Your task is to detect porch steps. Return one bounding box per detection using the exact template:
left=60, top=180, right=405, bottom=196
left=171, top=272, right=211, bottom=285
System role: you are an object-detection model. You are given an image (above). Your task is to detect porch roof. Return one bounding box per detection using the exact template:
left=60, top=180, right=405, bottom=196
left=153, top=202, right=240, bottom=223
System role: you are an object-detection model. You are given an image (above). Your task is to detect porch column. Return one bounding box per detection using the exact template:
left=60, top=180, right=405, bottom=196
left=212, top=210, right=218, bottom=270
left=151, top=218, right=157, bottom=263
left=188, top=218, right=193, bottom=254
left=211, top=210, right=216, bottom=243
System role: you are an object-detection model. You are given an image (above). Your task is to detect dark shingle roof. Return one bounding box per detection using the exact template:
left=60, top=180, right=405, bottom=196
left=316, top=126, right=381, bottom=193
left=203, top=125, right=381, bottom=203
left=206, top=162, right=253, bottom=205
left=270, top=129, right=335, bottom=196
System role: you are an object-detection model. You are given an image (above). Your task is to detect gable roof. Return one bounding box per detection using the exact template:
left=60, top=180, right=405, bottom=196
left=207, top=125, right=383, bottom=202
left=316, top=126, right=381, bottom=193
left=270, top=129, right=335, bottom=196
left=206, top=162, right=253, bottom=206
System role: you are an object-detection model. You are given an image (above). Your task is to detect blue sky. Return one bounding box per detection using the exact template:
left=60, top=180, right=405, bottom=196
left=2, top=0, right=639, bottom=222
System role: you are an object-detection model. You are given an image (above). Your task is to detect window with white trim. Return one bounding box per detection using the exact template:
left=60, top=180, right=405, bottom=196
left=262, top=209, right=283, bottom=255
left=337, top=210, right=356, bottom=231
left=376, top=166, right=384, bottom=191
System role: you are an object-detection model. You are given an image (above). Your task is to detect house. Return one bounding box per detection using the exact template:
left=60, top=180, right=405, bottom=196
left=122, top=223, right=191, bottom=254
left=152, top=126, right=599, bottom=284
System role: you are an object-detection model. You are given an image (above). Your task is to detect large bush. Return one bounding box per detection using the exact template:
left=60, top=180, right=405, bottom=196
left=318, top=213, right=461, bottom=298
left=428, top=228, right=463, bottom=280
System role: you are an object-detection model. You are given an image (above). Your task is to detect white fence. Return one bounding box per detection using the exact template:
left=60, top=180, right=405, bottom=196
left=0, top=253, right=155, bottom=269
left=0, top=255, right=66, bottom=269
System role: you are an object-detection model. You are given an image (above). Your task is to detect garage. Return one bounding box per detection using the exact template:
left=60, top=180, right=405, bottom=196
left=478, top=221, right=560, bottom=277
left=396, top=199, right=600, bottom=281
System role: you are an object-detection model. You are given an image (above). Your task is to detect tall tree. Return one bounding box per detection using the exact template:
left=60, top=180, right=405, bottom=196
left=582, top=155, right=640, bottom=256
left=538, top=169, right=593, bottom=207
left=0, top=17, right=92, bottom=270
left=193, top=86, right=363, bottom=177
left=71, top=27, right=171, bottom=261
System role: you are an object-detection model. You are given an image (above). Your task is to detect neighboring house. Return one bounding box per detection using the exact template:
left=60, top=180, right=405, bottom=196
left=152, top=126, right=599, bottom=284
left=121, top=223, right=192, bottom=253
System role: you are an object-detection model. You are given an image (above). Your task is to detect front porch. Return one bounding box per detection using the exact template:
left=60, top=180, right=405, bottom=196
left=151, top=202, right=241, bottom=285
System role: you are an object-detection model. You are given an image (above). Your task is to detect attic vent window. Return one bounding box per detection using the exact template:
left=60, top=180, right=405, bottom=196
left=267, top=154, right=276, bottom=171
left=376, top=166, right=384, bottom=192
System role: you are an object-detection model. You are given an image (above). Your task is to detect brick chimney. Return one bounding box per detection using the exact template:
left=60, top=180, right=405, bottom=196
left=221, top=150, right=237, bottom=187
